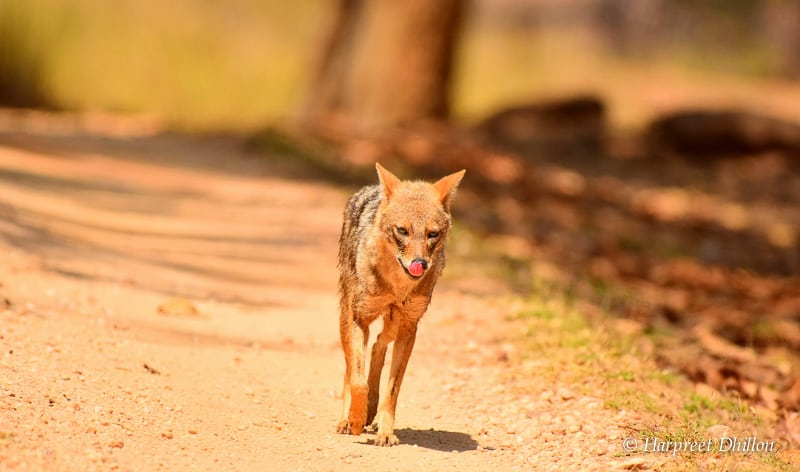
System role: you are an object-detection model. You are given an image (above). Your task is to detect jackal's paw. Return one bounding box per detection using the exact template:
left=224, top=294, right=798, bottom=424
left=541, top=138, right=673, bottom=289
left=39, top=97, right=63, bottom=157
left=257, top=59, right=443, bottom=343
left=335, top=420, right=351, bottom=434
left=335, top=420, right=364, bottom=435
left=364, top=422, right=378, bottom=433
left=374, top=433, right=399, bottom=447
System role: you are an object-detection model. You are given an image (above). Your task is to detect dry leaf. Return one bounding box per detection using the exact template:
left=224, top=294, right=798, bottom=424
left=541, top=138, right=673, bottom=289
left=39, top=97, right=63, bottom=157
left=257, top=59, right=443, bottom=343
left=157, top=297, right=203, bottom=318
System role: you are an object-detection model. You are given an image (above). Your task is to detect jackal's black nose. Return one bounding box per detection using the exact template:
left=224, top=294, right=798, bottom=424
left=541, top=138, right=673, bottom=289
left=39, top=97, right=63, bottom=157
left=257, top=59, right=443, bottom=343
left=412, top=258, right=428, bottom=270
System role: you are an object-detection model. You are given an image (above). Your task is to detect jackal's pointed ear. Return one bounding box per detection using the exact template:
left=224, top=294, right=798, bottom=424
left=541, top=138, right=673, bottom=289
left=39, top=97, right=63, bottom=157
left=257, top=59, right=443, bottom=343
left=376, top=163, right=401, bottom=200
left=433, top=169, right=466, bottom=211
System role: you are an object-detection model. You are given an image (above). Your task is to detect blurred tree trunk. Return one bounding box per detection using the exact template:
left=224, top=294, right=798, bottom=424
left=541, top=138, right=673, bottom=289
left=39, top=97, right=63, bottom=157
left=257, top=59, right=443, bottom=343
left=762, top=0, right=800, bottom=78
left=595, top=0, right=665, bottom=57
left=301, top=0, right=465, bottom=130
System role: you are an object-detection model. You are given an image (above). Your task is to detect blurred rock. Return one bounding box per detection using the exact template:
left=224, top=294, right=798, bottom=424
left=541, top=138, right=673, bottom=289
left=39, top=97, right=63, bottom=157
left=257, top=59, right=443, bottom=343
left=647, top=110, right=800, bottom=158
left=475, top=95, right=606, bottom=153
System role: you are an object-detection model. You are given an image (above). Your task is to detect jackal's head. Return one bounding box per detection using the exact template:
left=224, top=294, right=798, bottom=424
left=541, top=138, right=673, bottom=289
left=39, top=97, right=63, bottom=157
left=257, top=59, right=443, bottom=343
left=375, top=163, right=465, bottom=280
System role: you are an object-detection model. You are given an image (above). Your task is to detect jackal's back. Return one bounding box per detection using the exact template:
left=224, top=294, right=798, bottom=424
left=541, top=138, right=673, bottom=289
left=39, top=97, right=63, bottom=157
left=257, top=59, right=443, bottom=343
left=338, top=185, right=381, bottom=295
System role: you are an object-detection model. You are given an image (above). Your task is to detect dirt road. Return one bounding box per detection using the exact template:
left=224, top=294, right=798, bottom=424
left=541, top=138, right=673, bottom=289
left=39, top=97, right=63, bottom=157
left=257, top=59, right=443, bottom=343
left=3, top=113, right=794, bottom=471
left=0, top=113, right=572, bottom=471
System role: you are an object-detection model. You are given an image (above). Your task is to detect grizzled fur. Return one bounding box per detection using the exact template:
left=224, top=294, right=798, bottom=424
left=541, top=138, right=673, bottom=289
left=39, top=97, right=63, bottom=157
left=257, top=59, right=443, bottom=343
left=335, top=163, right=465, bottom=446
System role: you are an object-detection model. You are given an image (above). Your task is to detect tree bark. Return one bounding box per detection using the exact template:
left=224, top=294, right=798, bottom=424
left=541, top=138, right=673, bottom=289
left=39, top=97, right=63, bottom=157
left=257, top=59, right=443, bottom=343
left=301, top=0, right=465, bottom=131
left=762, top=0, right=800, bottom=78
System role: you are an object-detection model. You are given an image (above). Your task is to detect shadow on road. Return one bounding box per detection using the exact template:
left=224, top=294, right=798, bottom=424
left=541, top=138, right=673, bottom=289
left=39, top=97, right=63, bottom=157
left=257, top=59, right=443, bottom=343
left=0, top=122, right=342, bottom=307
left=360, top=428, right=480, bottom=452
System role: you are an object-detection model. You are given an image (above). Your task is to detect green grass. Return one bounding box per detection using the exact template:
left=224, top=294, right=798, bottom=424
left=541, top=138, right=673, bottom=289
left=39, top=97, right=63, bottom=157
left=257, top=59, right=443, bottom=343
left=517, top=307, right=557, bottom=321
left=682, top=392, right=717, bottom=416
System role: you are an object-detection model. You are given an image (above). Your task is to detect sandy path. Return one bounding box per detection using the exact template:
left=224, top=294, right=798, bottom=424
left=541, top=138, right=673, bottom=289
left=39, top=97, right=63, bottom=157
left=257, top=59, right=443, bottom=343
left=0, top=116, right=548, bottom=471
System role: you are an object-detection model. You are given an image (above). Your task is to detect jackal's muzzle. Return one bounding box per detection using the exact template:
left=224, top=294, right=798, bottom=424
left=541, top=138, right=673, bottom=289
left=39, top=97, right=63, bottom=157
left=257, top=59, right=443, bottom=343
left=397, top=257, right=429, bottom=278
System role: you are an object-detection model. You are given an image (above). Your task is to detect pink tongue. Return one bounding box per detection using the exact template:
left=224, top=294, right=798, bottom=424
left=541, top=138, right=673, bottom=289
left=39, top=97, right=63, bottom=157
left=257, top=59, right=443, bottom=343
left=409, top=261, right=424, bottom=277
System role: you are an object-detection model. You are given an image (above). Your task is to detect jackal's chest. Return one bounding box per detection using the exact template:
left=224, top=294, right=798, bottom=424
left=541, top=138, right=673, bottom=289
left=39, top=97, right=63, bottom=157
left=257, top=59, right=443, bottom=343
left=355, top=286, right=431, bottom=322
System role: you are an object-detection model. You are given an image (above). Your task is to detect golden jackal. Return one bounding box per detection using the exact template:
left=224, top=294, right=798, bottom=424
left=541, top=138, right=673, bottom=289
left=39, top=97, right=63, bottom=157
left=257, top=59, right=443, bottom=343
left=336, top=163, right=465, bottom=446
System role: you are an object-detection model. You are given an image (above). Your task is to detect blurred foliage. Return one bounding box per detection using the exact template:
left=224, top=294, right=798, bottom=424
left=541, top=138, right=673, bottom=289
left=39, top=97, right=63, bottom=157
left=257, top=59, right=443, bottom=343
left=0, top=0, right=328, bottom=129
left=0, top=0, right=799, bottom=130
left=455, top=0, right=800, bottom=129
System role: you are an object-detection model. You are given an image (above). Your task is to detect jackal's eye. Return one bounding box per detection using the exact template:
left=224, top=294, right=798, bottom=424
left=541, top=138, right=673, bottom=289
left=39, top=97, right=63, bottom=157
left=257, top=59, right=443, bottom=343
left=396, top=227, right=409, bottom=236
left=427, top=230, right=440, bottom=239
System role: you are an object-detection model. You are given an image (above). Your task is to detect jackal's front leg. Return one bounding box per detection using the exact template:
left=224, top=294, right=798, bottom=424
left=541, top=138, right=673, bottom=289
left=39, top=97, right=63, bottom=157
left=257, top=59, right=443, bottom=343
left=374, top=324, right=417, bottom=446
left=337, top=312, right=369, bottom=435
left=367, top=330, right=392, bottom=426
